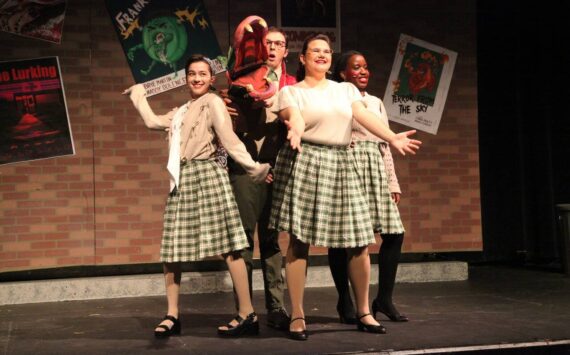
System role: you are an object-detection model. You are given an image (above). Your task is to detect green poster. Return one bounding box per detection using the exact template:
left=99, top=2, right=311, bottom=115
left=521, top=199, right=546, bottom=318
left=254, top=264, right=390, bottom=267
left=106, top=0, right=224, bottom=96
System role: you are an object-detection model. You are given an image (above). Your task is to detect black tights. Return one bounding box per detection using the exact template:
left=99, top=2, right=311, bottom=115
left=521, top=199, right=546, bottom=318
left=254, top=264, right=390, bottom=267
left=328, top=234, right=404, bottom=313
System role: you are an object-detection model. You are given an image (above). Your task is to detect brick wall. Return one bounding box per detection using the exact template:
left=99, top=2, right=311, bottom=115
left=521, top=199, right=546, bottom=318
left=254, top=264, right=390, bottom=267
left=0, top=0, right=480, bottom=273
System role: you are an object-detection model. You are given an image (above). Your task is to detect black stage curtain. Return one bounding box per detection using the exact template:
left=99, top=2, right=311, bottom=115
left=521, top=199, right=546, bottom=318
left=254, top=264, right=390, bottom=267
left=477, top=0, right=570, bottom=264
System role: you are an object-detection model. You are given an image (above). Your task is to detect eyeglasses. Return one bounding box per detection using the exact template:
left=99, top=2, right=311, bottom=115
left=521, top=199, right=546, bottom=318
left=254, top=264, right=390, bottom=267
left=266, top=39, right=286, bottom=48
left=307, top=48, right=333, bottom=56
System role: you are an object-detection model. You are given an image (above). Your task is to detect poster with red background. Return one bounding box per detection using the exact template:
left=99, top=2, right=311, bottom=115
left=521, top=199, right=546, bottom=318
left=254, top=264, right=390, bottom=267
left=0, top=56, right=74, bottom=165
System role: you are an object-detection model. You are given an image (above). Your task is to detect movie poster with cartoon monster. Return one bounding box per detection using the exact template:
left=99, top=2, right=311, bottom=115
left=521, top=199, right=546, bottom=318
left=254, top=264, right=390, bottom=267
left=383, top=34, right=457, bottom=135
left=105, top=0, right=225, bottom=97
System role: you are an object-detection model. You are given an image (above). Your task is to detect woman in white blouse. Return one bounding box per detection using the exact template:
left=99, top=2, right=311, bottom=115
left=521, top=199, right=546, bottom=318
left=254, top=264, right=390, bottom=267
left=270, top=34, right=421, bottom=340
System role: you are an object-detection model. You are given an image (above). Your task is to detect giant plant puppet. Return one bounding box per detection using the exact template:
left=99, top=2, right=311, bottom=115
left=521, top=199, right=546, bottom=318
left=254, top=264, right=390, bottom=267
left=226, top=15, right=277, bottom=115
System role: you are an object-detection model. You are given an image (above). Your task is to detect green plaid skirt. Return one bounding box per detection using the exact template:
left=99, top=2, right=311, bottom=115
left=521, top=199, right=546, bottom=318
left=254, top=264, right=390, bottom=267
left=351, top=141, right=404, bottom=234
left=161, top=159, right=248, bottom=262
left=269, top=142, right=376, bottom=248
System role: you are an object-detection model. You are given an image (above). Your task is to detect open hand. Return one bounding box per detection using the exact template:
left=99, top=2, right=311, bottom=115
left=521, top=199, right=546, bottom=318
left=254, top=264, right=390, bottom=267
left=284, top=120, right=302, bottom=152
left=390, top=130, right=421, bottom=156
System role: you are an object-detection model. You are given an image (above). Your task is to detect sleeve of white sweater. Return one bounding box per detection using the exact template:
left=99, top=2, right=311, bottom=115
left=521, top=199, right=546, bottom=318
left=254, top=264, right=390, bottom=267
left=209, top=95, right=270, bottom=183
left=128, top=84, right=174, bottom=130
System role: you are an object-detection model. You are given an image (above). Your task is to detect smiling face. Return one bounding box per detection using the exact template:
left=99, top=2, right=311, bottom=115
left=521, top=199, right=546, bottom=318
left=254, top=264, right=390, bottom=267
left=300, top=39, right=332, bottom=76
left=186, top=61, right=213, bottom=99
left=342, top=54, right=369, bottom=92
left=264, top=30, right=288, bottom=70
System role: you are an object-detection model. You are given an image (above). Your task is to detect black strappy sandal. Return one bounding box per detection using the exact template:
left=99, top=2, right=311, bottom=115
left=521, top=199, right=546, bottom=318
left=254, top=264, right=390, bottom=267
left=154, top=315, right=181, bottom=338
left=217, top=312, right=259, bottom=337
left=288, top=317, right=308, bottom=341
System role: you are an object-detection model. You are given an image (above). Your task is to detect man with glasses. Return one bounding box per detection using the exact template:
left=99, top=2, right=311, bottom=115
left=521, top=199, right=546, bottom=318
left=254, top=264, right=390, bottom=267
left=224, top=27, right=296, bottom=331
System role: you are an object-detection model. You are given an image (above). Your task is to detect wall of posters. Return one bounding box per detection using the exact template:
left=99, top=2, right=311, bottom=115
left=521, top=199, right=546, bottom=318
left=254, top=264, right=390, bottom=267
left=105, top=0, right=224, bottom=97
left=0, top=0, right=67, bottom=44
left=277, top=0, right=340, bottom=52
left=0, top=57, right=74, bottom=165
left=383, top=34, right=457, bottom=135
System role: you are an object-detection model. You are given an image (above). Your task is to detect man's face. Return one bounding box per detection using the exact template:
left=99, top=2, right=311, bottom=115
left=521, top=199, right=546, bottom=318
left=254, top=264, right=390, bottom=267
left=265, top=31, right=288, bottom=70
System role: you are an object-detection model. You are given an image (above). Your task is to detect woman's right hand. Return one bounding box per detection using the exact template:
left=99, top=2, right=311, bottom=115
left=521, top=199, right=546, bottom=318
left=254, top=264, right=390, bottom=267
left=389, top=130, right=422, bottom=156
left=284, top=120, right=303, bottom=152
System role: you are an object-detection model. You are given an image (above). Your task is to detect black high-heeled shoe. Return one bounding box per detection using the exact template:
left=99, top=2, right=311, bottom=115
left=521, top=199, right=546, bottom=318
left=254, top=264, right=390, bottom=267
left=356, top=313, right=386, bottom=334
left=154, top=315, right=181, bottom=338
left=288, top=317, right=308, bottom=341
left=372, top=299, right=409, bottom=322
left=217, top=312, right=259, bottom=337
left=337, top=302, right=357, bottom=324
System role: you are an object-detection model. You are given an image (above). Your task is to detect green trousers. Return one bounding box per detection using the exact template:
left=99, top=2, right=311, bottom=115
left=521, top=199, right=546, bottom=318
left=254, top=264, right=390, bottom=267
left=229, top=173, right=285, bottom=311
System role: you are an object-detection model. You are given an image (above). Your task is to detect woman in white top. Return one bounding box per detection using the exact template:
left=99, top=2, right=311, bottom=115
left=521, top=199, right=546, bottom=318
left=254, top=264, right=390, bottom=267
left=329, top=50, right=409, bottom=325
left=270, top=34, right=421, bottom=340
left=125, top=55, right=270, bottom=338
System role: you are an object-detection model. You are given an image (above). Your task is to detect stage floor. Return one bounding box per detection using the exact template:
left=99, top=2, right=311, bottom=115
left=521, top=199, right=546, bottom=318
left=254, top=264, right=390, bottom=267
left=1, top=265, right=569, bottom=354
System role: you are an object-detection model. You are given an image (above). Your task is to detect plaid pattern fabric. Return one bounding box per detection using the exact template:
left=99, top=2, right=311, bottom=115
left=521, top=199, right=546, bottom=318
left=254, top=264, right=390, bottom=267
left=270, top=142, right=376, bottom=248
left=351, top=141, right=405, bottom=234
left=161, top=159, right=248, bottom=262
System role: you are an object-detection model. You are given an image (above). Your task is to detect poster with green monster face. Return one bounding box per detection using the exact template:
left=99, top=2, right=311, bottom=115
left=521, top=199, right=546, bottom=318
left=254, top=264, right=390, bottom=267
left=106, top=0, right=225, bottom=96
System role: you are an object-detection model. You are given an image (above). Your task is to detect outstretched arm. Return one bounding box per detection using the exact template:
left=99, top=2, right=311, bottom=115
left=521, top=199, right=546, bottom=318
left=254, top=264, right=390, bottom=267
left=123, top=84, right=173, bottom=130
left=352, top=101, right=421, bottom=156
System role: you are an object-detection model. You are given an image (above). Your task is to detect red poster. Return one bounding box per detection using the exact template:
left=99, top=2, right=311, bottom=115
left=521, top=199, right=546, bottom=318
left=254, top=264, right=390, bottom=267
left=0, top=0, right=67, bottom=44
left=0, top=57, right=74, bottom=165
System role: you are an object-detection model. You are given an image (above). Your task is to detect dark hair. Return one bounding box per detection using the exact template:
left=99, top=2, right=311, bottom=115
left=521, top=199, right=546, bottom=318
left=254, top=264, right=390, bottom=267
left=295, top=33, right=332, bottom=82
left=185, top=54, right=213, bottom=76
left=332, top=50, right=363, bottom=83
left=267, top=26, right=288, bottom=48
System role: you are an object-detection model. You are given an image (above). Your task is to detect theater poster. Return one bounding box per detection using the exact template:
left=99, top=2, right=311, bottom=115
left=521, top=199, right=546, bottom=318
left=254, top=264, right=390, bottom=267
left=383, top=34, right=457, bottom=135
left=277, top=0, right=340, bottom=52
left=105, top=0, right=224, bottom=97
left=0, top=57, right=74, bottom=166
left=0, top=0, right=67, bottom=44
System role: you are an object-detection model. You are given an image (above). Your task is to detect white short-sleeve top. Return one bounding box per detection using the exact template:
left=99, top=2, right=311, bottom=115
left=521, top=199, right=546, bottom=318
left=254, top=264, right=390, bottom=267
left=277, top=80, right=362, bottom=146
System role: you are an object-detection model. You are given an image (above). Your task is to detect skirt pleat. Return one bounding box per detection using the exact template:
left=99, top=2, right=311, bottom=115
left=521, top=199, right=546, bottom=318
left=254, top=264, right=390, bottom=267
left=351, top=141, right=404, bottom=234
left=270, top=142, right=375, bottom=248
left=161, top=159, right=248, bottom=262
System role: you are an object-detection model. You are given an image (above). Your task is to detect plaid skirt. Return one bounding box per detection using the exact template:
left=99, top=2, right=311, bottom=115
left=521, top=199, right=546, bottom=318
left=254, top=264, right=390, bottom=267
left=351, top=141, right=404, bottom=234
left=269, top=142, right=376, bottom=248
left=161, top=159, right=248, bottom=262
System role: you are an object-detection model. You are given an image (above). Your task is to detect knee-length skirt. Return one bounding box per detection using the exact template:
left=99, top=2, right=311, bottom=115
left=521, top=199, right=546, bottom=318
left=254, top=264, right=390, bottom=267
left=161, top=159, right=249, bottom=262
left=269, top=142, right=376, bottom=248
left=351, top=141, right=404, bottom=234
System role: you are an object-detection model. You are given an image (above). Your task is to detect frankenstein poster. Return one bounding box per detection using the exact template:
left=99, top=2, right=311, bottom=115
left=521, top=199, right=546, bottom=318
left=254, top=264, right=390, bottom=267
left=106, top=0, right=224, bottom=96
left=0, top=57, right=74, bottom=166
left=383, top=34, right=457, bottom=135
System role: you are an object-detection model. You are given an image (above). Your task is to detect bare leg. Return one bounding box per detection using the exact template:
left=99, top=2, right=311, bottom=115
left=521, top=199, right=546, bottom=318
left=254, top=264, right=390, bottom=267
left=218, top=251, right=256, bottom=330
left=286, top=235, right=310, bottom=332
left=347, top=246, right=380, bottom=326
left=155, top=262, right=181, bottom=332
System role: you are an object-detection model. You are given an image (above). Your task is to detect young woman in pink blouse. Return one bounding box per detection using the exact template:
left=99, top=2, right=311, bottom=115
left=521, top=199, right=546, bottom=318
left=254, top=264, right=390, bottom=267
left=329, top=50, right=409, bottom=325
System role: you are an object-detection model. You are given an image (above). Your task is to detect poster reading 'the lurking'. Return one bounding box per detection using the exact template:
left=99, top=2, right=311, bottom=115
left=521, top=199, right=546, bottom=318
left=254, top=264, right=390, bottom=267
left=0, top=57, right=74, bottom=166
